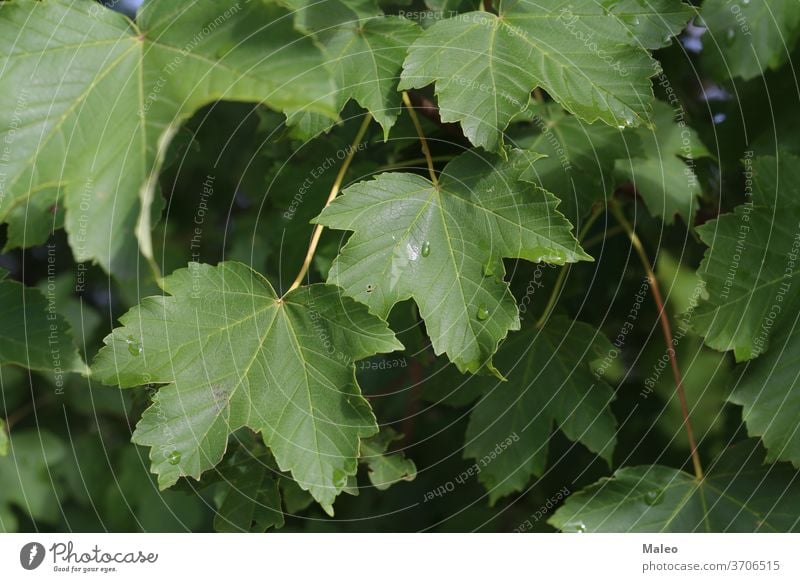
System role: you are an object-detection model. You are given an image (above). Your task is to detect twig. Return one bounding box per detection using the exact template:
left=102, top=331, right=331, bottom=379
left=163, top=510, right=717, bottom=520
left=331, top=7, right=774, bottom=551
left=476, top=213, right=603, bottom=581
left=402, top=91, right=438, bottom=186
left=610, top=201, right=704, bottom=480
left=285, top=114, right=373, bottom=295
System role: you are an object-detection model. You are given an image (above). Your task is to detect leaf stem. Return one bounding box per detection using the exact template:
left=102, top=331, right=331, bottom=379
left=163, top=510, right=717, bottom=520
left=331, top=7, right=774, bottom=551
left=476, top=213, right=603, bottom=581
left=402, top=91, right=438, bottom=186
left=285, top=114, right=373, bottom=295
left=609, top=201, right=704, bottom=481
left=535, top=204, right=603, bottom=329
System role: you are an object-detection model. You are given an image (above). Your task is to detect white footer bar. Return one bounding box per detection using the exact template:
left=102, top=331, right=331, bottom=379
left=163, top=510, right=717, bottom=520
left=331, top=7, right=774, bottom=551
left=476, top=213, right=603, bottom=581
left=0, top=534, right=795, bottom=581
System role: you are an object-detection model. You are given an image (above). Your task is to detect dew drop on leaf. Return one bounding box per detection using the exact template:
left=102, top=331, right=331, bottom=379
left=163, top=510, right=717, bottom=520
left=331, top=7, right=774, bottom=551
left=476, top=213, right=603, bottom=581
left=167, top=451, right=181, bottom=465
left=421, top=240, right=431, bottom=257
left=125, top=335, right=142, bottom=356
left=476, top=305, right=490, bottom=321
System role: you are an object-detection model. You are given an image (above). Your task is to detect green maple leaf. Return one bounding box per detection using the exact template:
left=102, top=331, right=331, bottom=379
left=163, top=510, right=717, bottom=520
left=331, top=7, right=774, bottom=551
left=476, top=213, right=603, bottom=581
left=360, top=427, right=417, bottom=490
left=615, top=100, right=711, bottom=224
left=282, top=0, right=421, bottom=137
left=702, top=0, right=800, bottom=81
left=315, top=149, right=590, bottom=375
left=464, top=318, right=617, bottom=504
left=399, top=0, right=692, bottom=152
left=214, top=450, right=284, bottom=533
left=0, top=269, right=85, bottom=374
left=510, top=104, right=632, bottom=223
left=91, top=261, right=403, bottom=515
left=611, top=0, right=695, bottom=50
left=0, top=0, right=336, bottom=275
left=549, top=440, right=800, bottom=532
left=730, top=322, right=800, bottom=467
left=281, top=477, right=316, bottom=514
left=0, top=431, right=66, bottom=532
left=694, top=154, right=800, bottom=361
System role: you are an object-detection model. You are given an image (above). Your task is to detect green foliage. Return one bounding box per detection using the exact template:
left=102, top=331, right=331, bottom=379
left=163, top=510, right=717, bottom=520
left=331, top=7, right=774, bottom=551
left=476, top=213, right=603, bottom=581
left=317, top=149, right=589, bottom=375
left=282, top=0, right=421, bottom=137
left=702, top=0, right=800, bottom=80
left=400, top=0, right=691, bottom=151
left=1, top=0, right=799, bottom=534
left=464, top=318, right=616, bottom=504
left=694, top=154, right=800, bottom=361
left=92, top=261, right=401, bottom=515
left=212, top=449, right=285, bottom=533
left=550, top=441, right=800, bottom=532
left=0, top=0, right=335, bottom=274
left=615, top=100, right=711, bottom=224
left=510, top=104, right=630, bottom=223
left=0, top=269, right=85, bottom=373
left=0, top=431, right=65, bottom=532
left=730, top=322, right=800, bottom=467
left=360, top=427, right=417, bottom=490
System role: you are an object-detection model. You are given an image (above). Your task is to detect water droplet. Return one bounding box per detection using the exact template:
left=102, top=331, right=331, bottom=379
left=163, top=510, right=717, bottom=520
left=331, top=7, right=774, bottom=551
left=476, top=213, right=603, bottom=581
left=126, top=335, right=142, bottom=356
left=477, top=305, right=490, bottom=321
left=167, top=451, right=181, bottom=465
left=615, top=110, right=636, bottom=129
left=568, top=521, right=586, bottom=533
left=421, top=240, right=431, bottom=257
left=644, top=489, right=664, bottom=506
left=725, top=28, right=736, bottom=45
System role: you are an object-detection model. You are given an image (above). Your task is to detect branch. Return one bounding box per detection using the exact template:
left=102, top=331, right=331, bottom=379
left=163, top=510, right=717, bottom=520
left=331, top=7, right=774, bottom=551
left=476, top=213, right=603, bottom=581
left=610, top=201, right=704, bottom=480
left=285, top=114, right=373, bottom=295
left=402, top=91, right=438, bottom=186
